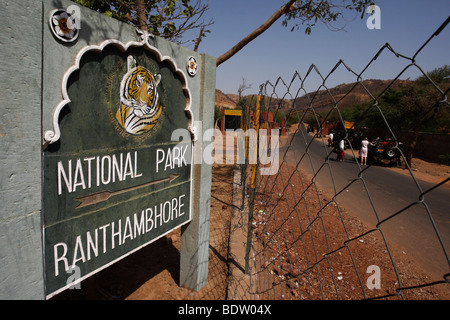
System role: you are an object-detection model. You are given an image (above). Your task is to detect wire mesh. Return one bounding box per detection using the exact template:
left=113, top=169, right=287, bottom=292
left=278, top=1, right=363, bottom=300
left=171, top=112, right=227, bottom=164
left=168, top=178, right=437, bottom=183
left=238, top=17, right=450, bottom=300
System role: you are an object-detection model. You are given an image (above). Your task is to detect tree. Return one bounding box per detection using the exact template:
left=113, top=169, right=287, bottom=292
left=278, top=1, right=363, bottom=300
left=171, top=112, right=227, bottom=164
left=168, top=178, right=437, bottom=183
left=238, top=77, right=252, bottom=99
left=216, top=0, right=375, bottom=66
left=73, top=0, right=212, bottom=46
left=76, top=1, right=374, bottom=61
left=392, top=69, right=450, bottom=166
left=342, top=66, right=450, bottom=166
left=416, top=64, right=450, bottom=84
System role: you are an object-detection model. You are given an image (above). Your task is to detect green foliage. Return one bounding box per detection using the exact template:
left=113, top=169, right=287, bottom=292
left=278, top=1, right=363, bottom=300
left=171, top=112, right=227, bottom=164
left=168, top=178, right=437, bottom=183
left=270, top=110, right=285, bottom=124
left=340, top=65, right=450, bottom=134
left=416, top=64, right=450, bottom=84
left=437, top=154, right=450, bottom=165
left=214, top=105, right=222, bottom=122
left=286, top=112, right=301, bottom=126
left=282, top=0, right=375, bottom=34
left=73, top=0, right=211, bottom=44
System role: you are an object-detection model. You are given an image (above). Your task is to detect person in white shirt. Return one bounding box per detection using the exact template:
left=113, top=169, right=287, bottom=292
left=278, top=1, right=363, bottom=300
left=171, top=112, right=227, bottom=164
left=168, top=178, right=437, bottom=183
left=337, top=138, right=345, bottom=161
left=360, top=137, right=370, bottom=165
left=328, top=132, right=334, bottom=147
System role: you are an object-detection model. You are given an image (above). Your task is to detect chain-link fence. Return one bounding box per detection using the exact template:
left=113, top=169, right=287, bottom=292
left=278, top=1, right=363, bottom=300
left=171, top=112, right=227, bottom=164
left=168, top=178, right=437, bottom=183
left=55, top=17, right=449, bottom=301
left=227, top=17, right=450, bottom=300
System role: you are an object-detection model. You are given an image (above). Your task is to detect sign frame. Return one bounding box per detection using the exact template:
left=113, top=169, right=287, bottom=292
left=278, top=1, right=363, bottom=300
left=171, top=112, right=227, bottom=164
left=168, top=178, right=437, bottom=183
left=42, top=29, right=196, bottom=299
left=43, top=29, right=197, bottom=146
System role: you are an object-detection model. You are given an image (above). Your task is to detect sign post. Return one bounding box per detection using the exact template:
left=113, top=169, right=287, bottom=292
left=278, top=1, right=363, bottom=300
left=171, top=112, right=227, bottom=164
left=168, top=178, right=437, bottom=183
left=0, top=0, right=215, bottom=300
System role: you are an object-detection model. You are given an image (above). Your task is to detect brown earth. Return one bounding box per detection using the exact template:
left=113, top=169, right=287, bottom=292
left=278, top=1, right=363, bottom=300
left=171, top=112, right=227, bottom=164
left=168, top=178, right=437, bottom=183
left=252, top=160, right=449, bottom=300
left=215, top=89, right=238, bottom=109
left=386, top=158, right=450, bottom=189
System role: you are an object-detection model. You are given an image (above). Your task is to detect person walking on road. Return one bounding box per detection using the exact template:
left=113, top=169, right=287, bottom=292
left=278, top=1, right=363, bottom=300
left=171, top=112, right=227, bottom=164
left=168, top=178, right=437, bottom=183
left=337, top=138, right=345, bottom=162
left=360, top=137, right=370, bottom=165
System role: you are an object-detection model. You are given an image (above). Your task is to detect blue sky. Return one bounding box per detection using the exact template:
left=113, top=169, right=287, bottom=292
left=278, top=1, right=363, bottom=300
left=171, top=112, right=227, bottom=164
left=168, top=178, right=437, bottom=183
left=188, top=0, right=450, bottom=95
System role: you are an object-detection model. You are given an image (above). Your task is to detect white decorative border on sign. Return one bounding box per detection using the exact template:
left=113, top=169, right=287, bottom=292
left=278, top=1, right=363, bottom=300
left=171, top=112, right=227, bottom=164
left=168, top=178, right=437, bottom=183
left=44, top=29, right=197, bottom=146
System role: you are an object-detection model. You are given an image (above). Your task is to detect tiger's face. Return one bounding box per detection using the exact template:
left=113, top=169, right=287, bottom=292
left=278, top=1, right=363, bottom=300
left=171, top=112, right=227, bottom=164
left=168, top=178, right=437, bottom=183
left=124, top=66, right=161, bottom=117
left=116, top=56, right=163, bottom=135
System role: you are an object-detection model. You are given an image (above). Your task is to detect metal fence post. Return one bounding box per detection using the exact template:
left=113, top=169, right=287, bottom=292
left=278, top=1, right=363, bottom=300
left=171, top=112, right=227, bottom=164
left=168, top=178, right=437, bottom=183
left=245, top=95, right=261, bottom=274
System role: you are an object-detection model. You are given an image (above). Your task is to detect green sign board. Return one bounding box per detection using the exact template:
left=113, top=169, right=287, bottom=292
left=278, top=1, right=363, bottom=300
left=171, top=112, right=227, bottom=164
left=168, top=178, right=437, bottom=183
left=43, top=44, right=193, bottom=298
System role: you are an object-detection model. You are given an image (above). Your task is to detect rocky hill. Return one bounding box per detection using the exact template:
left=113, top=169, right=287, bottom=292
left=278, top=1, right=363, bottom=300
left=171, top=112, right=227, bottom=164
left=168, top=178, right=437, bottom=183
left=216, top=79, right=412, bottom=114
left=215, top=89, right=238, bottom=108
left=290, top=79, right=412, bottom=114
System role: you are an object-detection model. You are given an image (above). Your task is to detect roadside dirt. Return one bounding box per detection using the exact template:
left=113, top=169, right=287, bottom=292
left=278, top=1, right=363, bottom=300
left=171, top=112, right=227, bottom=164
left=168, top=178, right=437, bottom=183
left=386, top=157, right=450, bottom=189
left=252, top=160, right=449, bottom=300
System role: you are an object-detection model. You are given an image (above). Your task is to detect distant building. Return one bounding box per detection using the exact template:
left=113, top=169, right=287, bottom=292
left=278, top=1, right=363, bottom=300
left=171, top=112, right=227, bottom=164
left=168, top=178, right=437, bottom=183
left=218, top=108, right=286, bottom=135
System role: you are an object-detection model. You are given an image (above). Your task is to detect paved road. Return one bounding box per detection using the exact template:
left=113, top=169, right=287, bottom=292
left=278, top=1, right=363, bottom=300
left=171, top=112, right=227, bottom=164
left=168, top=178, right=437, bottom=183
left=281, top=127, right=450, bottom=280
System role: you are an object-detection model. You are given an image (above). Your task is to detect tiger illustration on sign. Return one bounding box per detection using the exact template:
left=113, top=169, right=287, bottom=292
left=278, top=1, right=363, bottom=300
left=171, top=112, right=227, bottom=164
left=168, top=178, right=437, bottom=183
left=116, top=56, right=163, bottom=135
